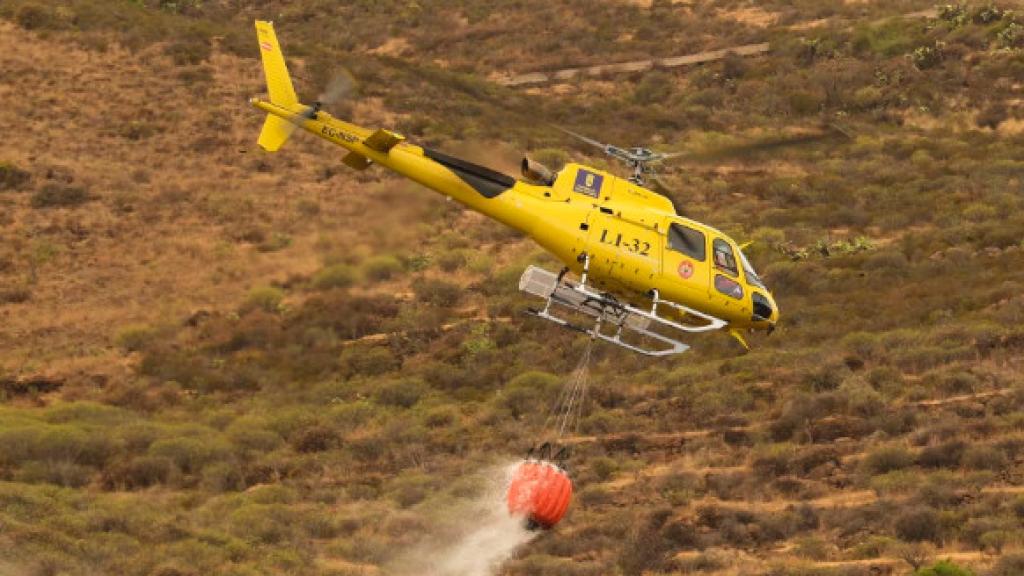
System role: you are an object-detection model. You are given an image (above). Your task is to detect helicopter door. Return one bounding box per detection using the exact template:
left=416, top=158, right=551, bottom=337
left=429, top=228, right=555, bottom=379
left=585, top=208, right=661, bottom=287
left=584, top=208, right=621, bottom=280
left=662, top=221, right=711, bottom=302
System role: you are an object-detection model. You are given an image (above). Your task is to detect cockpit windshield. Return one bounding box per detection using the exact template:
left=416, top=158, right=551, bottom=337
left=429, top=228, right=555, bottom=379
left=738, top=248, right=766, bottom=290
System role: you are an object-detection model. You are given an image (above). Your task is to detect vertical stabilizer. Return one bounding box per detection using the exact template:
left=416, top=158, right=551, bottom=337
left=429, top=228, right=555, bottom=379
left=254, top=20, right=299, bottom=151
left=255, top=20, right=297, bottom=107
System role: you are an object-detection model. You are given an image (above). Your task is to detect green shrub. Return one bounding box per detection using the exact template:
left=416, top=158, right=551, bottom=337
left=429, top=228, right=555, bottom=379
left=312, top=264, right=358, bottom=290
left=435, top=251, right=467, bottom=273
left=374, top=378, right=428, bottom=408
left=501, top=370, right=560, bottom=419
left=103, top=456, right=173, bottom=490
left=913, top=559, right=975, bottom=576
left=229, top=503, right=296, bottom=544
left=633, top=70, right=674, bottom=105
left=979, top=529, right=1010, bottom=554
left=225, top=419, right=282, bottom=454
left=31, top=183, right=89, bottom=208
left=413, top=278, right=461, bottom=307
left=242, top=286, right=284, bottom=313
left=148, top=436, right=230, bottom=475
left=590, top=456, right=618, bottom=482
left=849, top=534, right=898, bottom=559
left=0, top=424, right=116, bottom=468
left=788, top=90, right=823, bottom=115
left=863, top=445, right=915, bottom=475
left=962, top=445, right=1006, bottom=471
left=361, top=255, right=403, bottom=281
left=116, top=324, right=154, bottom=352
left=15, top=460, right=92, bottom=487
left=201, top=461, right=245, bottom=492
left=870, top=470, right=920, bottom=495
left=339, top=345, right=399, bottom=377
left=387, top=472, right=434, bottom=508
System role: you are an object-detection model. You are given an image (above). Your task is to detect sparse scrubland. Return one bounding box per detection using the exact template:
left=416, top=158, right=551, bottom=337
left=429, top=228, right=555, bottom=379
left=1, top=1, right=1024, bottom=575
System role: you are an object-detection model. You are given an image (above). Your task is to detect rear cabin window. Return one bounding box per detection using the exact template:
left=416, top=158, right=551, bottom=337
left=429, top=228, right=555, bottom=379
left=713, top=239, right=739, bottom=276
left=668, top=224, right=706, bottom=261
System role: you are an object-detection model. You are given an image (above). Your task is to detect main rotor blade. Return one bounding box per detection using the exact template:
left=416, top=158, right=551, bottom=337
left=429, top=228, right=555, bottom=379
left=555, top=126, right=615, bottom=155
left=662, top=124, right=852, bottom=164
left=651, top=173, right=677, bottom=195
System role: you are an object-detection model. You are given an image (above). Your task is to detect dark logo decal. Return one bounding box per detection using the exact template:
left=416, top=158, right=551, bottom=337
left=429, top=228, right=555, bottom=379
left=573, top=169, right=603, bottom=198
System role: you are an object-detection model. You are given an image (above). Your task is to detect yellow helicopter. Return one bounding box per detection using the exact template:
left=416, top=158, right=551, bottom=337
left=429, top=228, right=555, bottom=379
left=249, top=21, right=778, bottom=356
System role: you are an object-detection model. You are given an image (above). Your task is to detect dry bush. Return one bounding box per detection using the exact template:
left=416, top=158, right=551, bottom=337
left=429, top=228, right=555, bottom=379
left=961, top=444, right=1006, bottom=471
left=115, top=324, right=154, bottom=352
left=412, top=278, right=461, bottom=308
left=147, top=436, right=230, bottom=476
left=862, top=445, right=915, bottom=475
left=15, top=460, right=92, bottom=487
left=991, top=553, right=1024, bottom=576
left=290, top=425, right=337, bottom=453
left=361, top=255, right=403, bottom=281
left=617, top=510, right=671, bottom=576
left=31, top=183, right=89, bottom=208
left=339, top=345, right=400, bottom=377
left=435, top=250, right=467, bottom=273
left=102, top=456, right=173, bottom=490
left=0, top=286, right=31, bottom=304
left=894, top=506, right=942, bottom=544
left=917, top=441, right=965, bottom=469
left=0, top=162, right=31, bottom=190
left=312, top=264, right=358, bottom=290
left=373, top=378, right=428, bottom=409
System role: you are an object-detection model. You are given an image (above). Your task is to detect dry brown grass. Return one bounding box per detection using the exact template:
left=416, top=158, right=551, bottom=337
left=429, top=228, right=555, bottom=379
left=0, top=21, right=351, bottom=376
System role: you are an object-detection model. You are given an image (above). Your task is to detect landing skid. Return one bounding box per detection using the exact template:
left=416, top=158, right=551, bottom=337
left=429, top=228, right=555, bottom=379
left=518, top=260, right=727, bottom=357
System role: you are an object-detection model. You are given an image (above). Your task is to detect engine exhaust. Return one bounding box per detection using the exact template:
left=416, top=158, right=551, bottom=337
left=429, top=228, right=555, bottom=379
left=521, top=157, right=556, bottom=186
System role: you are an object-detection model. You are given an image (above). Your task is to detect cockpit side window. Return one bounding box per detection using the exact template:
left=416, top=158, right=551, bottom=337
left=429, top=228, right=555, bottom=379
left=668, top=224, right=706, bottom=261
left=712, top=239, right=739, bottom=277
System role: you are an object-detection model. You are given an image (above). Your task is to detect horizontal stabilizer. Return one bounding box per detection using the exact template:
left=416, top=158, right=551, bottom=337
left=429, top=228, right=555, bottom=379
left=363, top=129, right=405, bottom=153
left=258, top=114, right=294, bottom=152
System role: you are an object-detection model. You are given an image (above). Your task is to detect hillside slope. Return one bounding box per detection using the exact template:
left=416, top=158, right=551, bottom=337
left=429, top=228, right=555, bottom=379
left=1, top=2, right=1024, bottom=576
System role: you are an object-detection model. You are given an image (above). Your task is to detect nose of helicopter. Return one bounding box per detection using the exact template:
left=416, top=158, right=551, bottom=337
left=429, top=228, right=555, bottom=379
left=766, top=292, right=779, bottom=333
left=751, top=290, right=778, bottom=331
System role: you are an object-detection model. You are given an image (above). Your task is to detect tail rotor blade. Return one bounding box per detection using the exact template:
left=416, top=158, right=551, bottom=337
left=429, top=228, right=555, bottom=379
left=283, top=70, right=357, bottom=139
left=318, top=70, right=356, bottom=108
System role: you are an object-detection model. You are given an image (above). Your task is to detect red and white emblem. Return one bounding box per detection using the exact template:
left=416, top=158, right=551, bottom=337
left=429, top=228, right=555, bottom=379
left=260, top=41, right=273, bottom=51
left=678, top=260, right=694, bottom=279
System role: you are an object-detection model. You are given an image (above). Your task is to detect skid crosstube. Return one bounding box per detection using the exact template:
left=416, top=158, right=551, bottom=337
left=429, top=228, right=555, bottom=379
left=518, top=265, right=727, bottom=357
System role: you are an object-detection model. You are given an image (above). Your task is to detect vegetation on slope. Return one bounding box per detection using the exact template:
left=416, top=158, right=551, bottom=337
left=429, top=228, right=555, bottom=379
left=0, top=1, right=1023, bottom=575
